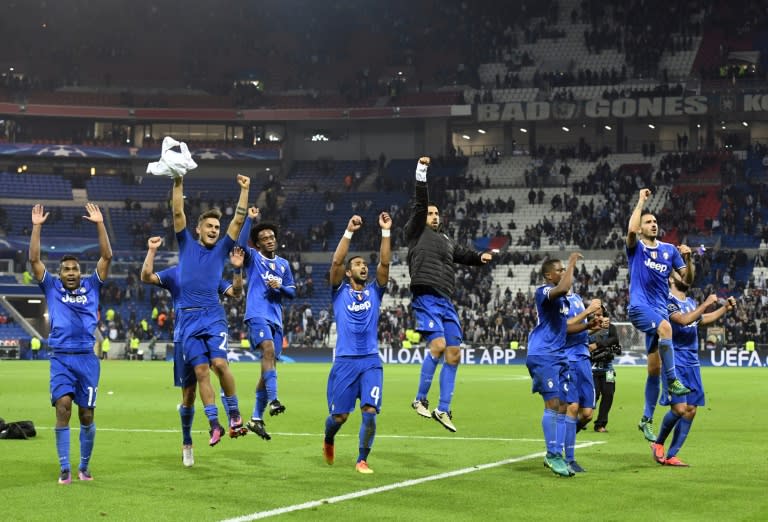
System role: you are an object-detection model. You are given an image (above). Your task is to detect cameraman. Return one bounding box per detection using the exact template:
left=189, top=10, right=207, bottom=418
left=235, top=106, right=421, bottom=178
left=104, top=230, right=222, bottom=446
left=589, top=304, right=621, bottom=433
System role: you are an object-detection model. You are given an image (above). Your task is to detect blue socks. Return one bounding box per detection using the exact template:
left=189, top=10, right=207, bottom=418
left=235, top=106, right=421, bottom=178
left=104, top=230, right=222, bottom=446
left=203, top=404, right=220, bottom=427
left=658, top=338, right=677, bottom=383
left=180, top=406, right=194, bottom=446
left=417, top=354, right=439, bottom=400
left=438, top=362, right=457, bottom=411
left=79, top=423, right=95, bottom=472
left=643, top=374, right=660, bottom=420
left=253, top=388, right=268, bottom=419
left=324, top=415, right=343, bottom=444
left=55, top=426, right=70, bottom=471
left=264, top=369, right=278, bottom=402
left=358, top=412, right=377, bottom=463
left=556, top=413, right=566, bottom=457
left=668, top=417, right=693, bottom=458
left=564, top=415, right=577, bottom=462
left=542, top=409, right=558, bottom=455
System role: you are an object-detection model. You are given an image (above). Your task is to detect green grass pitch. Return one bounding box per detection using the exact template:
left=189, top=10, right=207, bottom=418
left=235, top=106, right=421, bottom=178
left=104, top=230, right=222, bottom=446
left=0, top=361, right=766, bottom=521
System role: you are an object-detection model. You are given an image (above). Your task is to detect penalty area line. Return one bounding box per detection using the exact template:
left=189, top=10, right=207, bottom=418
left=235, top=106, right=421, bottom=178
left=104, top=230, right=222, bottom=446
left=220, top=441, right=606, bottom=521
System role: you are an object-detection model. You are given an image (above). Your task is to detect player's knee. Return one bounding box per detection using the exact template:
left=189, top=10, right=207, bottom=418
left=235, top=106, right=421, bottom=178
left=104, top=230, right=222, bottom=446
left=580, top=409, right=593, bottom=423
left=657, top=321, right=672, bottom=339
left=672, top=403, right=687, bottom=416
left=566, top=402, right=579, bottom=416
left=334, top=413, right=349, bottom=424
left=79, top=408, right=94, bottom=425
left=444, top=347, right=460, bottom=365
left=428, top=337, right=447, bottom=355
left=361, top=405, right=377, bottom=415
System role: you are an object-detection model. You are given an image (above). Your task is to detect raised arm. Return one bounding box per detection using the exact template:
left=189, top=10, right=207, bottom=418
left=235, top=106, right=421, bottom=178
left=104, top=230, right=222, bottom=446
left=566, top=298, right=602, bottom=334
left=403, top=157, right=430, bottom=241
left=669, top=294, right=718, bottom=326
left=677, top=244, right=695, bottom=286
left=141, top=236, right=163, bottom=285
left=172, top=177, right=186, bottom=233
left=226, top=174, right=251, bottom=241
left=376, top=212, right=392, bottom=286
left=550, top=251, right=583, bottom=300
left=29, top=204, right=49, bottom=281
left=626, top=188, right=651, bottom=248
left=83, top=203, right=112, bottom=281
left=330, top=215, right=362, bottom=287
left=228, top=246, right=245, bottom=299
left=238, top=206, right=260, bottom=247
left=700, top=296, right=736, bottom=326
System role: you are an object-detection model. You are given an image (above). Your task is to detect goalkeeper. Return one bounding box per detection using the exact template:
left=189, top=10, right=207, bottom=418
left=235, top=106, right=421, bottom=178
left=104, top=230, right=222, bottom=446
left=589, top=304, right=621, bottom=433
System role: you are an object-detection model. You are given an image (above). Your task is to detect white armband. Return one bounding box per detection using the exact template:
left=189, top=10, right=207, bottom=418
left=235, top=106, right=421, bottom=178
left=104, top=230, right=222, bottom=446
left=381, top=229, right=391, bottom=237
left=415, top=162, right=428, bottom=182
left=343, top=230, right=354, bottom=240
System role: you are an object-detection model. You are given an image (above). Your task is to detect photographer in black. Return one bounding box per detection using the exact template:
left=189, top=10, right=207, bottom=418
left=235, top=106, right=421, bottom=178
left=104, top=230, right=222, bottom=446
left=589, top=304, right=622, bottom=433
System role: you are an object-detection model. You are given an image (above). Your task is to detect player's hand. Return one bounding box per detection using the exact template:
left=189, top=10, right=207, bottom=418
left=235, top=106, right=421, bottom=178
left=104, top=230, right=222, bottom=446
left=639, top=188, right=651, bottom=202
left=379, top=211, right=392, bottom=230
left=480, top=252, right=493, bottom=264
left=230, top=246, right=245, bottom=268
left=31, top=204, right=49, bottom=226
left=147, top=236, right=163, bottom=250
left=678, top=244, right=692, bottom=258
left=83, top=202, right=104, bottom=224
left=567, top=252, right=583, bottom=266
left=415, top=156, right=429, bottom=181
left=704, top=294, right=718, bottom=307
left=348, top=215, right=363, bottom=233
left=248, top=206, right=260, bottom=220
left=267, top=278, right=281, bottom=289
left=726, top=296, right=737, bottom=310
left=587, top=299, right=602, bottom=314
left=236, top=174, right=250, bottom=189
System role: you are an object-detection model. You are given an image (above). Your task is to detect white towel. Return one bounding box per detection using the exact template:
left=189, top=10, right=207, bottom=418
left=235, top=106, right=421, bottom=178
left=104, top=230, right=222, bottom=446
left=146, top=136, right=198, bottom=178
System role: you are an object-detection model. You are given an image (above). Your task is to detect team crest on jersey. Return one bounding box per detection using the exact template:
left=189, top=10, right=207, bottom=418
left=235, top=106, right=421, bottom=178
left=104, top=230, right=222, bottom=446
left=650, top=251, right=657, bottom=259
left=546, top=378, right=554, bottom=389
left=269, top=262, right=276, bottom=271
left=259, top=330, right=265, bottom=338
left=663, top=252, right=669, bottom=260
left=429, top=320, right=435, bottom=328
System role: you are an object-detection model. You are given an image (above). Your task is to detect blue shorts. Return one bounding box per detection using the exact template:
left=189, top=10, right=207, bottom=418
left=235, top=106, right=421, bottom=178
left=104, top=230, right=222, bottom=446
left=566, top=358, right=596, bottom=408
left=628, top=306, right=667, bottom=353
left=660, top=365, right=704, bottom=407
left=50, top=352, right=101, bottom=408
left=173, top=341, right=196, bottom=388
left=247, top=318, right=284, bottom=359
left=177, top=308, right=229, bottom=367
left=326, top=355, right=383, bottom=414
left=411, top=293, right=462, bottom=346
left=526, top=354, right=569, bottom=401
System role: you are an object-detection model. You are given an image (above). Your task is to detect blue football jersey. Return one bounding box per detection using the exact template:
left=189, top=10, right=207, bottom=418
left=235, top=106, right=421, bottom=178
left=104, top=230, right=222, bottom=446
left=564, top=293, right=590, bottom=360
left=155, top=266, right=233, bottom=342
left=40, top=270, right=103, bottom=353
left=626, top=240, right=685, bottom=314
left=243, top=249, right=295, bottom=326
left=332, top=280, right=385, bottom=357
left=527, top=284, right=570, bottom=356
left=175, top=228, right=235, bottom=309
left=668, top=294, right=701, bottom=367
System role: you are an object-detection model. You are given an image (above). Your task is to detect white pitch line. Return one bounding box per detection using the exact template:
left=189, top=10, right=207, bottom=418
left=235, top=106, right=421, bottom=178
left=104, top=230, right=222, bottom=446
left=35, top=426, right=550, bottom=443
left=220, top=441, right=606, bottom=522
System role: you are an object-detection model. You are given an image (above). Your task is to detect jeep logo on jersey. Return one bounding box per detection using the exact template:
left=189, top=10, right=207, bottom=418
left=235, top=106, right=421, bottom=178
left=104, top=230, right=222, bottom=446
left=261, top=273, right=283, bottom=285
left=62, top=294, right=88, bottom=304
left=347, top=301, right=372, bottom=312
left=644, top=257, right=668, bottom=273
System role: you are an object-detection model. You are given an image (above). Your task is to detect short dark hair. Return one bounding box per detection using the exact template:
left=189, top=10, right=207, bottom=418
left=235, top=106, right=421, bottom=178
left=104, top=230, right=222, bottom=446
left=60, top=255, right=80, bottom=266
left=640, top=209, right=655, bottom=219
left=251, top=222, right=279, bottom=245
left=541, top=259, right=561, bottom=277
left=345, top=255, right=364, bottom=271
left=198, top=208, right=222, bottom=225
left=427, top=202, right=440, bottom=212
